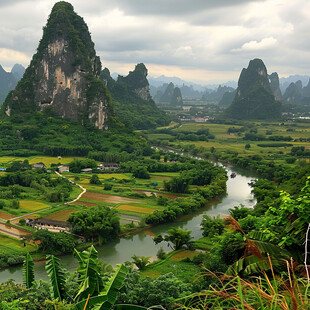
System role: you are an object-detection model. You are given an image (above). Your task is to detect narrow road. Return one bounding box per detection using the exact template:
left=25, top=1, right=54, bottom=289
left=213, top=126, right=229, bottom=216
left=55, top=171, right=86, bottom=204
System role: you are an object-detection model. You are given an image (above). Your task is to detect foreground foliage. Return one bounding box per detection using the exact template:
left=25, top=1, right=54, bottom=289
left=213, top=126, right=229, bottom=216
left=177, top=261, right=310, bottom=310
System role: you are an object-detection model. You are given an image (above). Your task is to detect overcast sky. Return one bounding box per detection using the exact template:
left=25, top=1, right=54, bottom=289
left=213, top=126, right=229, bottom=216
left=0, top=0, right=309, bottom=84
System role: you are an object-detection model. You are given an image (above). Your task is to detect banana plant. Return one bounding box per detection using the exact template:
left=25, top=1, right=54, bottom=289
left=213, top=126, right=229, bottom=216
left=45, top=254, right=68, bottom=301
left=74, top=264, right=128, bottom=310
left=22, top=252, right=35, bottom=289
left=225, top=216, right=292, bottom=276
left=74, top=245, right=105, bottom=302
left=23, top=246, right=131, bottom=309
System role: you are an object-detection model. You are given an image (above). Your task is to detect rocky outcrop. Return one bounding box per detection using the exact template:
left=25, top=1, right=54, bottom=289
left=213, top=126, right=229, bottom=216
left=171, top=87, right=183, bottom=105
left=100, top=65, right=170, bottom=129
left=283, top=81, right=302, bottom=104
left=225, top=59, right=281, bottom=119
left=202, top=85, right=235, bottom=103
left=269, top=72, right=282, bottom=101
left=160, top=82, right=175, bottom=103
left=219, top=90, right=237, bottom=106
left=157, top=82, right=183, bottom=105
left=282, top=79, right=310, bottom=105
left=118, top=63, right=151, bottom=101
left=2, top=2, right=110, bottom=129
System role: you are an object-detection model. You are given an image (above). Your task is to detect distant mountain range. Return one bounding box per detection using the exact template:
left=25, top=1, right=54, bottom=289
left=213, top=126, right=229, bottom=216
left=0, top=64, right=25, bottom=105
left=2, top=64, right=310, bottom=106
left=279, top=75, right=310, bottom=94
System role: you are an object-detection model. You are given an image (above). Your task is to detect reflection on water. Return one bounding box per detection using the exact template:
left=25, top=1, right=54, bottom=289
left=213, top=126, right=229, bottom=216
left=0, top=165, right=256, bottom=283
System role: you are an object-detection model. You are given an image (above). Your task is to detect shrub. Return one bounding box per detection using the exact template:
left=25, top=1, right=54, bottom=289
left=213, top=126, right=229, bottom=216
left=89, top=174, right=101, bottom=185
left=19, top=219, right=26, bottom=226
left=156, top=247, right=166, bottom=260
left=0, top=200, right=5, bottom=209
left=103, top=183, right=113, bottom=190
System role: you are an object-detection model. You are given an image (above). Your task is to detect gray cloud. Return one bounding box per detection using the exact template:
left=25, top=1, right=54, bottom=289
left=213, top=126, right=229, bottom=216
left=0, top=0, right=309, bottom=83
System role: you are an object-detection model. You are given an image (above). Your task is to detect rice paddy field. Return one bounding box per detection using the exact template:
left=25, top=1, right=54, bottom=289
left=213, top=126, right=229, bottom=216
left=0, top=156, right=85, bottom=168
left=19, top=200, right=50, bottom=212
left=117, top=204, right=156, bottom=214
left=146, top=121, right=310, bottom=159
left=0, top=233, right=37, bottom=255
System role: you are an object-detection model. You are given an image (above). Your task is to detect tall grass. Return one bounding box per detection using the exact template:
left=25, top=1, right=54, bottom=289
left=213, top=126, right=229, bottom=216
left=176, top=259, right=310, bottom=310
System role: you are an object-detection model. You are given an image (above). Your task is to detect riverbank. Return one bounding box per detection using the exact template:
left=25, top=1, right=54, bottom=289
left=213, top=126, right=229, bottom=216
left=0, top=162, right=256, bottom=283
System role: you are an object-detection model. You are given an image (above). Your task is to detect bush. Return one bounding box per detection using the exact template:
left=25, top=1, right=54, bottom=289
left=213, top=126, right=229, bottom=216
left=156, top=247, right=166, bottom=260
left=0, top=200, right=5, bottom=209
left=157, top=195, right=168, bottom=206
left=201, top=215, right=225, bottom=237
left=19, top=219, right=26, bottom=226
left=11, top=199, right=20, bottom=209
left=7, top=255, right=24, bottom=266
left=89, top=174, right=101, bottom=185
left=103, top=183, right=113, bottom=190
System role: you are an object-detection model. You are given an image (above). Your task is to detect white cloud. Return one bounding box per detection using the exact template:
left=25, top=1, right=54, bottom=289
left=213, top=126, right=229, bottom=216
left=0, top=48, right=30, bottom=70
left=232, top=37, right=278, bottom=52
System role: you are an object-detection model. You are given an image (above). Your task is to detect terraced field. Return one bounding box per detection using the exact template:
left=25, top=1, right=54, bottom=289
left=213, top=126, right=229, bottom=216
left=0, top=233, right=37, bottom=255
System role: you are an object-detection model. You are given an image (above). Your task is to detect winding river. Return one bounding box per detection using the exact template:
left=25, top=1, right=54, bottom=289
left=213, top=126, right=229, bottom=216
left=0, top=164, right=256, bottom=283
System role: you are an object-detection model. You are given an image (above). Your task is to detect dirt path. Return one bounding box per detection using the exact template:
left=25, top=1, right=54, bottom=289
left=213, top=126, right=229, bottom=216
left=55, top=171, right=86, bottom=204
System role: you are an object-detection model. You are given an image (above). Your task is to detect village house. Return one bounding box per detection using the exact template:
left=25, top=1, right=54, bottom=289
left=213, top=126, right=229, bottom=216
left=81, top=168, right=93, bottom=173
left=27, top=218, right=71, bottom=233
left=97, top=163, right=119, bottom=171
left=31, top=163, right=46, bottom=170
left=58, top=165, right=70, bottom=173
left=182, top=106, right=192, bottom=111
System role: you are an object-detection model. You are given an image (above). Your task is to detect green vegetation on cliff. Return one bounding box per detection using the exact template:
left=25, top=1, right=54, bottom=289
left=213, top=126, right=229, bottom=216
left=101, top=67, right=170, bottom=130
left=1, top=1, right=110, bottom=129
left=225, top=59, right=282, bottom=119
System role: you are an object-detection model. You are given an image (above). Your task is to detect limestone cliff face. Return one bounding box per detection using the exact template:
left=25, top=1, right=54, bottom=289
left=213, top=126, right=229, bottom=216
left=2, top=2, right=110, bottom=129
left=269, top=72, right=282, bottom=101
left=236, top=58, right=271, bottom=98
left=100, top=65, right=170, bottom=129
left=225, top=59, right=281, bottom=119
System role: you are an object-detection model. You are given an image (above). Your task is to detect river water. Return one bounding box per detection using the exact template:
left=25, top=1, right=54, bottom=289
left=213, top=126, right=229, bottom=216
left=0, top=164, right=256, bottom=283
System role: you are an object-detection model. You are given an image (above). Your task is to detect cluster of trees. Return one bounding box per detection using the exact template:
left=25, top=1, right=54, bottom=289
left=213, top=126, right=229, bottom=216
left=164, top=163, right=227, bottom=193
left=243, top=132, right=293, bottom=141
left=291, top=146, right=310, bottom=157
left=67, top=206, right=120, bottom=243
left=68, top=158, right=97, bottom=173
left=31, top=230, right=77, bottom=254
left=0, top=168, right=73, bottom=202
left=146, top=195, right=206, bottom=225
left=154, top=227, right=193, bottom=250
